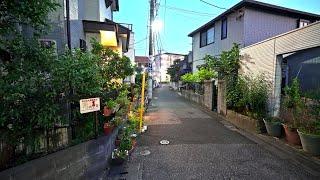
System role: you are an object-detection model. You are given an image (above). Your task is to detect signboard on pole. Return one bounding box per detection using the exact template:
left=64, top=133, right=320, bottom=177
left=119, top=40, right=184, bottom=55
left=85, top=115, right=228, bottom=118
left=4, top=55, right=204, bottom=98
left=79, top=98, right=100, bottom=114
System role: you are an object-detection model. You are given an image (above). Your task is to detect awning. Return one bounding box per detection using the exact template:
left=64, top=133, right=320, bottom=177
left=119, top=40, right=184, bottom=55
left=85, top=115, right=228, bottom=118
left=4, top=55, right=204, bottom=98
left=82, top=20, right=131, bottom=52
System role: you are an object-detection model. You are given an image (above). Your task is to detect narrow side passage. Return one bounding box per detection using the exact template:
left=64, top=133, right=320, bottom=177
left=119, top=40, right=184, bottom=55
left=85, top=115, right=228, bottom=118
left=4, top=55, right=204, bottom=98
left=107, top=85, right=316, bottom=180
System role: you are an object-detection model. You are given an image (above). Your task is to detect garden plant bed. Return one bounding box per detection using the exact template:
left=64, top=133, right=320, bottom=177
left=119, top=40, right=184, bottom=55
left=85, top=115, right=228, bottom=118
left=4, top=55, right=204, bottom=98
left=225, top=110, right=260, bottom=134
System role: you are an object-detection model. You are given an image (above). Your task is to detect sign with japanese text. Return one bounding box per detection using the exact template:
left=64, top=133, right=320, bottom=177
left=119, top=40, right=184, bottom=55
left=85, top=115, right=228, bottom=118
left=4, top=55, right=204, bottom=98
left=79, top=98, right=100, bottom=114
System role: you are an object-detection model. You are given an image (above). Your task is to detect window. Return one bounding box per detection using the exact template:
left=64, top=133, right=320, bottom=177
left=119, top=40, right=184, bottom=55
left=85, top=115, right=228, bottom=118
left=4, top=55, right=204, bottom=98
left=221, top=17, right=227, bottom=39
left=298, top=19, right=310, bottom=28
left=39, top=39, right=57, bottom=54
left=80, top=39, right=87, bottom=51
left=200, top=31, right=207, bottom=47
left=207, top=27, right=215, bottom=44
left=200, top=26, right=215, bottom=47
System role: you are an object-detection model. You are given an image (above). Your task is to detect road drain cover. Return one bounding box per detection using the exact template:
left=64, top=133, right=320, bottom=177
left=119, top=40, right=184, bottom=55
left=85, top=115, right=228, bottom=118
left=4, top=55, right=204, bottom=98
left=140, top=150, right=151, bottom=156
left=160, top=140, right=170, bottom=145
left=224, top=125, right=237, bottom=131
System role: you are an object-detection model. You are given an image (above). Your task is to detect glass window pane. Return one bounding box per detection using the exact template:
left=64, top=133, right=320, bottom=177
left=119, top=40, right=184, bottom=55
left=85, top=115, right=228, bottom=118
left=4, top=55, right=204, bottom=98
left=221, top=18, right=227, bottom=39
left=207, top=27, right=215, bottom=44
left=200, top=31, right=207, bottom=47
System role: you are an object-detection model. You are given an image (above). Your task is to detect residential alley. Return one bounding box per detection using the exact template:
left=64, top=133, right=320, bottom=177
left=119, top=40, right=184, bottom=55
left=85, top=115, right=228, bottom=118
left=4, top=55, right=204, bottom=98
left=107, top=85, right=318, bottom=180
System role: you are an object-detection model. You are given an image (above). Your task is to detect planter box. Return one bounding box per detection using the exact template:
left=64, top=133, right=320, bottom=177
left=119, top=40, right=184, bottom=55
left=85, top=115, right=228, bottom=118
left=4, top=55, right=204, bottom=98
left=225, top=110, right=259, bottom=134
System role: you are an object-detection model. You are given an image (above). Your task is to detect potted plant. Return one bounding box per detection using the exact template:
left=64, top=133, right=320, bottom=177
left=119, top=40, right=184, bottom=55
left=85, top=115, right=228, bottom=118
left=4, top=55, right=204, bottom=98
left=111, top=148, right=128, bottom=165
left=103, top=122, right=114, bottom=135
left=297, top=91, right=320, bottom=155
left=263, top=117, right=282, bottom=137
left=282, top=78, right=302, bottom=145
left=112, top=116, right=124, bottom=128
left=116, top=89, right=130, bottom=107
left=103, top=99, right=117, bottom=116
left=298, top=122, right=320, bottom=155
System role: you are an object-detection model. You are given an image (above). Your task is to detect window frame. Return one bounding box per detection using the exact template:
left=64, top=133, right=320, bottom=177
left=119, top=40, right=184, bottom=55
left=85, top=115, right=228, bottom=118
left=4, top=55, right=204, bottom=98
left=207, top=27, right=215, bottom=45
left=199, top=26, right=215, bottom=48
left=200, top=30, right=207, bottom=48
left=221, top=17, right=228, bottom=40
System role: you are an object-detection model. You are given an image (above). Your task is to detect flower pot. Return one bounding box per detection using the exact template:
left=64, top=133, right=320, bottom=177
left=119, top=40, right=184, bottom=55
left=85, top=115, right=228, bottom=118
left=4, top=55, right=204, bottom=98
left=283, top=124, right=301, bottom=145
left=132, top=139, right=137, bottom=148
left=263, top=119, right=282, bottom=137
left=115, top=139, right=121, bottom=147
left=298, top=130, right=320, bottom=156
left=111, top=157, right=126, bottom=165
left=104, top=123, right=114, bottom=135
left=103, top=106, right=113, bottom=116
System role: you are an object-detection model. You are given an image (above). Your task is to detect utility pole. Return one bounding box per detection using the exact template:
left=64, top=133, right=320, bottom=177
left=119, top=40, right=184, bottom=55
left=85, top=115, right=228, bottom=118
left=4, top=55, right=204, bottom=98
left=66, top=0, right=71, bottom=49
left=148, top=0, right=156, bottom=102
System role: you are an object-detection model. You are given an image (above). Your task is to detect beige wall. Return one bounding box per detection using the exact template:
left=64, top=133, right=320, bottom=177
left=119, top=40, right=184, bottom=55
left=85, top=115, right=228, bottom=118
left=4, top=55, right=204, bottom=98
left=240, top=22, right=320, bottom=116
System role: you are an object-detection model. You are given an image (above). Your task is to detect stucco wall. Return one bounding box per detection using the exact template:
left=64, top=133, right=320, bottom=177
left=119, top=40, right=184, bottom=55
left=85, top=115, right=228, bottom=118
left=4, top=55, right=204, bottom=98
left=84, top=0, right=100, bottom=21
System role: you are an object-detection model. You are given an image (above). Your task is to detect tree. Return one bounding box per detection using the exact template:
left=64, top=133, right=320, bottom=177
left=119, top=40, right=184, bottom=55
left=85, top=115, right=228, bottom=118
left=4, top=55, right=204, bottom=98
left=204, top=44, right=241, bottom=108
left=167, top=59, right=181, bottom=82
left=0, top=0, right=60, bottom=37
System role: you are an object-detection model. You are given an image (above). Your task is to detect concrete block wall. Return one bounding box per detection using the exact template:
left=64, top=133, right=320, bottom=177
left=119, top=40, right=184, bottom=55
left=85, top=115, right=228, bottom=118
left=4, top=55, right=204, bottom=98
left=0, top=127, right=120, bottom=180
left=204, top=81, right=213, bottom=110
left=217, top=80, right=227, bottom=116
left=180, top=81, right=214, bottom=110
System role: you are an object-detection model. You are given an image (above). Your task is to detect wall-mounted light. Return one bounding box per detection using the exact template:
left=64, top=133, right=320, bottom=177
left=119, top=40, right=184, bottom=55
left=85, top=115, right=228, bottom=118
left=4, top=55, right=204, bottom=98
left=100, top=30, right=117, bottom=47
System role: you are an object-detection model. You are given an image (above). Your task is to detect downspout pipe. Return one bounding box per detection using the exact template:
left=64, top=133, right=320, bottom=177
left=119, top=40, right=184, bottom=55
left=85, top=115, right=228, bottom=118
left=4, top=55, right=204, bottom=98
left=66, top=0, right=71, bottom=49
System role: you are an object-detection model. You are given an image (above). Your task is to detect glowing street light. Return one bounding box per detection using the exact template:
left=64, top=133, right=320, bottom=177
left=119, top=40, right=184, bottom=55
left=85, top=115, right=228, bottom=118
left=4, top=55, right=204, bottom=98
left=152, top=19, right=163, bottom=32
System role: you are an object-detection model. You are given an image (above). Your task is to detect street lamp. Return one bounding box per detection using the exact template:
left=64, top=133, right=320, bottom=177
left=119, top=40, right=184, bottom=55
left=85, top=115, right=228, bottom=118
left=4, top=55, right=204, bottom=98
left=152, top=19, right=163, bottom=33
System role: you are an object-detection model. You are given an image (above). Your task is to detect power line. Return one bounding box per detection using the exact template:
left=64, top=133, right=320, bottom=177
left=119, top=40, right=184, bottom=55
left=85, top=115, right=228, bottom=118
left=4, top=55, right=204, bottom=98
left=200, top=0, right=228, bottom=10
left=129, top=37, right=147, bottom=46
left=160, top=4, right=216, bottom=16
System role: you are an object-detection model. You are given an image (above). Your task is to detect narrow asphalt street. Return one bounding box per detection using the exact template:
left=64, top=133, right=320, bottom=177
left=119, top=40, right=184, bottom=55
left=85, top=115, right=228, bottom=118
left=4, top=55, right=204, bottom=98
left=108, top=85, right=317, bottom=179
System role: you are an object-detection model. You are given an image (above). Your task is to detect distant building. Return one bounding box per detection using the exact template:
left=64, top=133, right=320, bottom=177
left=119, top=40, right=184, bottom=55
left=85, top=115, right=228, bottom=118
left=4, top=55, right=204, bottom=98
left=154, top=53, right=186, bottom=83
left=188, top=0, right=320, bottom=72
left=135, top=56, right=150, bottom=69
left=30, top=0, right=132, bottom=56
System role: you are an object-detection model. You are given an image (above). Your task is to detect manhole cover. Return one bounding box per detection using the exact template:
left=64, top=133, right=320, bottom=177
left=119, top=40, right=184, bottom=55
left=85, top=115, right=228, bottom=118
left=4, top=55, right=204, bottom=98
left=140, top=150, right=151, bottom=156
left=160, top=140, right=170, bottom=145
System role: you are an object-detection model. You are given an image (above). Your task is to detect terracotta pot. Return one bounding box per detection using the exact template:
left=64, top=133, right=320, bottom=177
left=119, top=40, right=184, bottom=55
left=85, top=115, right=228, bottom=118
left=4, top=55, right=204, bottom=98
left=283, top=124, right=301, bottom=145
left=103, top=106, right=112, bottom=117
left=115, top=139, right=121, bottom=147
left=104, top=123, right=114, bottom=135
left=131, top=139, right=137, bottom=148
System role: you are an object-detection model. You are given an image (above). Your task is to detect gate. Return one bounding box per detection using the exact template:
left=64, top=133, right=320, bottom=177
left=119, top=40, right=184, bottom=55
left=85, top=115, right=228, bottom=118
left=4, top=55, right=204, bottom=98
left=212, top=80, right=218, bottom=111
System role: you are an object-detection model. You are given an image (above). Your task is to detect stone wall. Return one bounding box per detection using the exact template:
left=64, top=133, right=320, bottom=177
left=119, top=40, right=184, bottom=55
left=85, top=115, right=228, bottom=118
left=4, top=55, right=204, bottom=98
left=0, top=128, right=120, bottom=180
left=181, top=90, right=205, bottom=106
left=180, top=80, right=215, bottom=110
